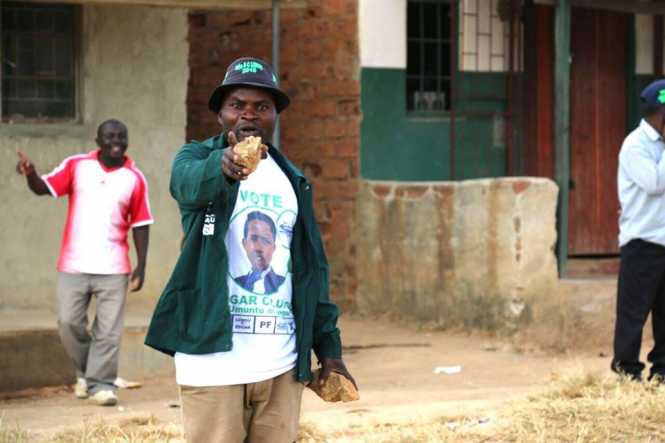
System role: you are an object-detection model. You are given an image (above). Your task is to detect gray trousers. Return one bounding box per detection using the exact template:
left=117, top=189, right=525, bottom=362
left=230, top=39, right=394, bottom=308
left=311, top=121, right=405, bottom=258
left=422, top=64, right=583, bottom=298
left=56, top=272, right=128, bottom=394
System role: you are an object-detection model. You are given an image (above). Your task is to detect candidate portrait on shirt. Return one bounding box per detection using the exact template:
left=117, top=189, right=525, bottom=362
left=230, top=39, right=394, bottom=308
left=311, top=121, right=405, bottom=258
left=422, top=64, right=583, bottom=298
left=234, top=210, right=286, bottom=295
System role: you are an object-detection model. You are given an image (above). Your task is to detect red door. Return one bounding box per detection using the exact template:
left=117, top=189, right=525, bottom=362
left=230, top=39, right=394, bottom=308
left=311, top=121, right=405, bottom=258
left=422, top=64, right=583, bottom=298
left=568, top=8, right=628, bottom=255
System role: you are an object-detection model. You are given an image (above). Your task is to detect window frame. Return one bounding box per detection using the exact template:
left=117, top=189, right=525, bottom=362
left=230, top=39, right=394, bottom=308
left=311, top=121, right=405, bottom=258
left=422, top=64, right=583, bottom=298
left=0, top=2, right=82, bottom=125
left=406, top=0, right=455, bottom=116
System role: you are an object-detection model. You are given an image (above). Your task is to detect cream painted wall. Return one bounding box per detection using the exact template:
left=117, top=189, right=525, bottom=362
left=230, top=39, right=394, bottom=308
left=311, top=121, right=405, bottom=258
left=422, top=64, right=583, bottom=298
left=459, top=0, right=516, bottom=72
left=359, top=0, right=406, bottom=68
left=1, top=5, right=188, bottom=311
left=636, top=14, right=655, bottom=75
left=356, top=178, right=559, bottom=332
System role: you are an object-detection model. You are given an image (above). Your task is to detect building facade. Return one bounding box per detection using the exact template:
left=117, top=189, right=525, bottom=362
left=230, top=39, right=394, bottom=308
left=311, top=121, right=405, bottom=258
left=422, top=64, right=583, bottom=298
left=3, top=0, right=665, bottom=317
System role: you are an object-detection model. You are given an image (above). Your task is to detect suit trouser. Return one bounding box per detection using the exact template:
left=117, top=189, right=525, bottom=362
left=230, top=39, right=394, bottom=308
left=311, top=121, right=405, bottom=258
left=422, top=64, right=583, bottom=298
left=612, top=239, right=665, bottom=378
left=56, top=272, right=128, bottom=393
left=179, top=369, right=304, bottom=443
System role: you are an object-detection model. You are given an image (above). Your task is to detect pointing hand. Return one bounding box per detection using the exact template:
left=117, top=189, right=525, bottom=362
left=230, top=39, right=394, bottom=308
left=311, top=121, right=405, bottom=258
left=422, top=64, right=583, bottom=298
left=16, top=151, right=35, bottom=176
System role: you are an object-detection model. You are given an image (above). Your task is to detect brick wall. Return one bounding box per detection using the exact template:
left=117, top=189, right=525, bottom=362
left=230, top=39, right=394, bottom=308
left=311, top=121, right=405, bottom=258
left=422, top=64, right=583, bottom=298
left=187, top=0, right=360, bottom=307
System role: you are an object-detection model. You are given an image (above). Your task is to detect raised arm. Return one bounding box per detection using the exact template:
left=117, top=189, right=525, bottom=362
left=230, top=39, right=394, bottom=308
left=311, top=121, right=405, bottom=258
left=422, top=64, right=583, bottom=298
left=16, top=151, right=50, bottom=196
left=170, top=141, right=235, bottom=208
left=170, top=133, right=268, bottom=209
left=620, top=144, right=665, bottom=195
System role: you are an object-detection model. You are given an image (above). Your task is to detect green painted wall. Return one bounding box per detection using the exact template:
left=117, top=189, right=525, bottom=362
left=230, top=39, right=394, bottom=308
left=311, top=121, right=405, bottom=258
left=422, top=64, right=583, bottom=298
left=360, top=67, right=508, bottom=181
left=360, top=68, right=450, bottom=181
left=454, top=73, right=508, bottom=179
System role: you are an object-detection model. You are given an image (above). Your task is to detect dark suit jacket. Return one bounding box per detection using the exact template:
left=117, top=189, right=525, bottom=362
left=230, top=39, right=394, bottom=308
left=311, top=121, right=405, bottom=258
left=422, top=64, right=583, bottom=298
left=234, top=268, right=285, bottom=294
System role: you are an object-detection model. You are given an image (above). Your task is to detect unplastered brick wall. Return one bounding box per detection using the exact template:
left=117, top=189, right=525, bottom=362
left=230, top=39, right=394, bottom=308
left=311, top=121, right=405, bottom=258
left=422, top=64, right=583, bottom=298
left=187, top=0, right=360, bottom=307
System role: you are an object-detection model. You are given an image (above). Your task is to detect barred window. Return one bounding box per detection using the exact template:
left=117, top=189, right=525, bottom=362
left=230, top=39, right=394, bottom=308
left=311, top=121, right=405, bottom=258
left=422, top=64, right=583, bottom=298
left=407, top=0, right=452, bottom=112
left=1, top=2, right=78, bottom=122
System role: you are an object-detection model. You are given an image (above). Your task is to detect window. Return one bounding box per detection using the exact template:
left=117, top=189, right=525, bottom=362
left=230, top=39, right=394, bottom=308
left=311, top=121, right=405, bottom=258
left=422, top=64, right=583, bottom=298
left=1, top=2, right=78, bottom=122
left=459, top=0, right=519, bottom=72
left=407, top=0, right=452, bottom=112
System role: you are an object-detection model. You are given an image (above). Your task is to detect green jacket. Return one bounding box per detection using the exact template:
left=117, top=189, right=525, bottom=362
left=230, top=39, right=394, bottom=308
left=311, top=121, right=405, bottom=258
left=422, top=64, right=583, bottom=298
left=144, top=135, right=342, bottom=383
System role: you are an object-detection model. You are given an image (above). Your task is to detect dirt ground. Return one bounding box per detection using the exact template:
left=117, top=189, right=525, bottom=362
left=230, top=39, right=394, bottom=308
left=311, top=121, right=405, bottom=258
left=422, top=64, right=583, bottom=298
left=0, top=315, right=613, bottom=440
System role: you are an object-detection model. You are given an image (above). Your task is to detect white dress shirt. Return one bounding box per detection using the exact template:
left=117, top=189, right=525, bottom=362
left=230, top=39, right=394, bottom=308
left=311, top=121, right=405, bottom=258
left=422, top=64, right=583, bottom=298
left=618, top=119, right=665, bottom=247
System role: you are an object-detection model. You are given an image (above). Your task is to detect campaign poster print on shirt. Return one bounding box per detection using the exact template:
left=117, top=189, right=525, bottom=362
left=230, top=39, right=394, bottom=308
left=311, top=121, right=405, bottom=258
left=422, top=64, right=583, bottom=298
left=225, top=187, right=297, bottom=336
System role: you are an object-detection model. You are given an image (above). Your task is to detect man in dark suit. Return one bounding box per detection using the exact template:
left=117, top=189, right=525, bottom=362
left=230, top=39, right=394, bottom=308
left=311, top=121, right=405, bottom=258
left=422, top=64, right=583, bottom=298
left=234, top=210, right=285, bottom=294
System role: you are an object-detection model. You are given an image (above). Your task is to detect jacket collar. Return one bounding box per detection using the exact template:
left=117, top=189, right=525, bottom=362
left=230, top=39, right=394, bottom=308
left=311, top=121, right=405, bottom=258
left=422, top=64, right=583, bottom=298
left=267, top=144, right=306, bottom=181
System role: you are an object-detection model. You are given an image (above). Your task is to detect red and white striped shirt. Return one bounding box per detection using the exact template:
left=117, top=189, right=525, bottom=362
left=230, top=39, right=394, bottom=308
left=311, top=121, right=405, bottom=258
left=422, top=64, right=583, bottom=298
left=42, top=149, right=153, bottom=274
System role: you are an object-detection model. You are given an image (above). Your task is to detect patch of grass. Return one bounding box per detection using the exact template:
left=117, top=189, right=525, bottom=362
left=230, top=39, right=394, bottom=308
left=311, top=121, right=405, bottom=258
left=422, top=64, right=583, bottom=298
left=299, top=371, right=665, bottom=442
left=5, top=373, right=665, bottom=442
left=48, top=415, right=183, bottom=443
left=0, top=414, right=29, bottom=443
left=298, top=414, right=494, bottom=442
left=503, top=371, right=665, bottom=442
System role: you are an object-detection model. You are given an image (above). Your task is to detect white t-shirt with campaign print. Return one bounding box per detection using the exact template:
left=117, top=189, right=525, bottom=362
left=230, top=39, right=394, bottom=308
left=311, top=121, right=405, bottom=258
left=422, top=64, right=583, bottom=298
left=175, top=153, right=298, bottom=386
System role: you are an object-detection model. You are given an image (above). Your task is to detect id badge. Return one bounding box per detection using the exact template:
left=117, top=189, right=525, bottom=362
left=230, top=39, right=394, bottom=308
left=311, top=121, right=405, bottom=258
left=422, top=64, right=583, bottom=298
left=203, top=213, right=215, bottom=236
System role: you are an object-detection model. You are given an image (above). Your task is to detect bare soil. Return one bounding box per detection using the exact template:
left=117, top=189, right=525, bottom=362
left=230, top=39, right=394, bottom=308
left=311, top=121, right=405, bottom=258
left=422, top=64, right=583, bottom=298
left=0, top=315, right=614, bottom=440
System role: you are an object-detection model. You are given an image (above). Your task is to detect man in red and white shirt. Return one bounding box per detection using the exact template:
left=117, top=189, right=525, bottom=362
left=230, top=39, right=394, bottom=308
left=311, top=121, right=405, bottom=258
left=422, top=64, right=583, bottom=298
left=16, top=119, right=153, bottom=406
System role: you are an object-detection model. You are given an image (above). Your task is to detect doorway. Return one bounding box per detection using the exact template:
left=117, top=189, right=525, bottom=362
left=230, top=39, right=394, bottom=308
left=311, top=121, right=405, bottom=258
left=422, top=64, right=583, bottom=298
left=568, top=7, right=629, bottom=256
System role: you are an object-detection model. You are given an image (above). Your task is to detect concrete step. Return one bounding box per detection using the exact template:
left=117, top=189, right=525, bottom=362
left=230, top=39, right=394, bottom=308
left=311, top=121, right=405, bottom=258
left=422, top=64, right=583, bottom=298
left=566, top=258, right=620, bottom=278
left=559, top=277, right=617, bottom=310
left=0, top=309, right=173, bottom=393
left=518, top=277, right=618, bottom=353
left=558, top=277, right=618, bottom=351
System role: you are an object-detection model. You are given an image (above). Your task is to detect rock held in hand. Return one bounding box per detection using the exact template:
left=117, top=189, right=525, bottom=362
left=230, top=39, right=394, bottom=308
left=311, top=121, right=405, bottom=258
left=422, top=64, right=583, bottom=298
left=307, top=369, right=359, bottom=402
left=233, top=136, right=262, bottom=172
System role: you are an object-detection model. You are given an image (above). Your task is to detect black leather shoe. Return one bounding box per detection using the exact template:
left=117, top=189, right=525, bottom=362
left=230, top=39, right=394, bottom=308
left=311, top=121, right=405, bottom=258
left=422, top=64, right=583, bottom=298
left=611, top=359, right=643, bottom=381
left=647, top=373, right=665, bottom=384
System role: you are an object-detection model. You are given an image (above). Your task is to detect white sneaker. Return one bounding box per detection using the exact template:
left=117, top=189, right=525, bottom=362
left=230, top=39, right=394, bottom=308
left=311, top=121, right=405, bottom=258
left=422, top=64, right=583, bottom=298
left=88, top=390, right=118, bottom=406
left=74, top=378, right=88, bottom=399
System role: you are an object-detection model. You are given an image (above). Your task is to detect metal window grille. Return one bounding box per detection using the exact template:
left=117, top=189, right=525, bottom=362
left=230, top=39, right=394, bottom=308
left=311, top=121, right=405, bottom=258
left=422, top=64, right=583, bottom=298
left=1, top=2, right=77, bottom=122
left=407, top=0, right=452, bottom=112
